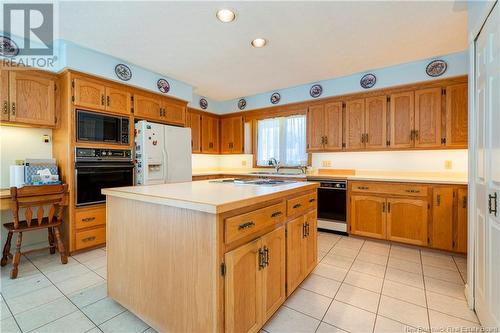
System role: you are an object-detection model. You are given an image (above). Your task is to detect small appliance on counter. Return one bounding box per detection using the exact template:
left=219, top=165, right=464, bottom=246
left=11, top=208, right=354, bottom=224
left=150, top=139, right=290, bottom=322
left=134, top=120, right=192, bottom=185
left=9, top=158, right=61, bottom=187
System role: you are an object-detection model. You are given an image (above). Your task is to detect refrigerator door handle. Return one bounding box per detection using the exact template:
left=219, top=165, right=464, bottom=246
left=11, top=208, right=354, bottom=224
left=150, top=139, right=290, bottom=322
left=163, top=148, right=169, bottom=183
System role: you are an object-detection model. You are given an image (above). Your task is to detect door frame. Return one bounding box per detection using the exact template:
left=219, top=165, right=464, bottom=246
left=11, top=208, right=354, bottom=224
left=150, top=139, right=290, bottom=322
left=467, top=0, right=498, bottom=311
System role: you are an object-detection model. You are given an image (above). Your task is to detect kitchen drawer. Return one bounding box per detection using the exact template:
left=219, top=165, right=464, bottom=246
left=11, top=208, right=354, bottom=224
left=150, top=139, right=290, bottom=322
left=75, top=226, right=106, bottom=250
left=287, top=192, right=317, bottom=217
left=350, top=181, right=428, bottom=197
left=75, top=206, right=106, bottom=230
left=225, top=202, right=286, bottom=244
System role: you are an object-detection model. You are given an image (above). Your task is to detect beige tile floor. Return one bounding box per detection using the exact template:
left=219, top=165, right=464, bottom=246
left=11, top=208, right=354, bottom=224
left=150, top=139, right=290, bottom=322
left=263, top=232, right=478, bottom=333
left=0, top=232, right=477, bottom=333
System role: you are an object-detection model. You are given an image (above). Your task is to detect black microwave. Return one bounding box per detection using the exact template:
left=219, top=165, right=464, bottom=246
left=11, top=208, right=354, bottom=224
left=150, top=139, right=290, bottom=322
left=76, top=110, right=129, bottom=145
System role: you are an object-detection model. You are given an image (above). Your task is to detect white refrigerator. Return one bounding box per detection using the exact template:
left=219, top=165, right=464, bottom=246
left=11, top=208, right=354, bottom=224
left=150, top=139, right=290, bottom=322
left=134, top=120, right=192, bottom=185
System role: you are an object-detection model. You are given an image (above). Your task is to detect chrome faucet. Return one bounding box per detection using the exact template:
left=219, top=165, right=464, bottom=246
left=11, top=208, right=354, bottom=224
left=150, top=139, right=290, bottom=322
left=268, top=157, right=281, bottom=173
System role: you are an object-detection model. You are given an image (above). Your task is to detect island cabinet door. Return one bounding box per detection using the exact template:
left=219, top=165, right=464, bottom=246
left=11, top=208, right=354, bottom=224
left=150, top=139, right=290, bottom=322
left=349, top=195, right=387, bottom=239
left=261, top=226, right=286, bottom=321
left=286, top=216, right=306, bottom=296
left=386, top=197, right=428, bottom=246
left=304, top=210, right=318, bottom=275
left=225, top=238, right=263, bottom=333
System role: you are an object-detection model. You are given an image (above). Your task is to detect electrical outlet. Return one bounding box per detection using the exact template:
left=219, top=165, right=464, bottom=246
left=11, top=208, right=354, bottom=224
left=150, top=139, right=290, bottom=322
left=322, top=160, right=332, bottom=167
left=445, top=160, right=453, bottom=170
left=42, top=134, right=50, bottom=143
left=241, top=160, right=247, bottom=166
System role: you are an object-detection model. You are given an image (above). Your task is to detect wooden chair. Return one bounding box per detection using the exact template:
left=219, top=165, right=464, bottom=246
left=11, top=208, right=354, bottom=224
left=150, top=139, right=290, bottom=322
left=1, top=184, right=68, bottom=279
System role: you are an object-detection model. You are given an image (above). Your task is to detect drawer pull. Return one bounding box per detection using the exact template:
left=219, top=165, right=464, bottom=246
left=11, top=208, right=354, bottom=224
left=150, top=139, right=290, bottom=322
left=309, top=198, right=316, bottom=203
left=81, top=217, right=96, bottom=222
left=357, top=186, right=369, bottom=190
left=238, top=221, right=255, bottom=230
left=293, top=203, right=302, bottom=209
left=406, top=189, right=420, bottom=193
left=82, top=236, right=96, bottom=242
left=271, top=211, right=283, bottom=218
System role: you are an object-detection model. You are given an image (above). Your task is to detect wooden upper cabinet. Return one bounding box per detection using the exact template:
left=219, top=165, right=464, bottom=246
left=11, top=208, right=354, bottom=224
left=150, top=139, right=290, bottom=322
left=74, top=77, right=131, bottom=115
left=414, top=88, right=442, bottom=148
left=221, top=116, right=244, bottom=154
left=186, top=110, right=201, bottom=153
left=133, top=93, right=162, bottom=120
left=105, top=87, right=130, bottom=115
left=201, top=114, right=219, bottom=153
left=73, top=78, right=106, bottom=110
left=390, top=91, right=414, bottom=149
left=224, top=239, right=262, bottom=333
left=386, top=197, right=428, bottom=246
left=261, top=226, right=286, bottom=321
left=161, top=98, right=186, bottom=126
left=8, top=71, right=56, bottom=127
left=1, top=70, right=10, bottom=121
left=307, top=105, right=325, bottom=151
left=350, top=195, right=386, bottom=239
left=324, top=102, right=343, bottom=150
left=431, top=187, right=454, bottom=251
left=446, top=83, right=468, bottom=148
left=456, top=187, right=468, bottom=253
left=345, top=99, right=365, bottom=150
left=365, top=96, right=387, bottom=150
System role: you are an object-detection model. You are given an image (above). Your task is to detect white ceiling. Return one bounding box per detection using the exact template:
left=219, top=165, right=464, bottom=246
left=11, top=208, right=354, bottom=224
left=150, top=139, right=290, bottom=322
left=58, top=1, right=468, bottom=101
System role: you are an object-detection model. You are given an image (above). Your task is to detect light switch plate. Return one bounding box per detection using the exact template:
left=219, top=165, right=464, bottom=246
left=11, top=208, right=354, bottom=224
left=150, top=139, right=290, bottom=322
left=241, top=160, right=247, bottom=166
left=322, top=160, right=332, bottom=167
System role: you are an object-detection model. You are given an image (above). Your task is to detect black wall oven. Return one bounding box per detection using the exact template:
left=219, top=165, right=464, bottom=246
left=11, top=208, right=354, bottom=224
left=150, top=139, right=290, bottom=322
left=77, top=110, right=129, bottom=145
left=75, top=148, right=134, bottom=207
left=309, top=179, right=347, bottom=233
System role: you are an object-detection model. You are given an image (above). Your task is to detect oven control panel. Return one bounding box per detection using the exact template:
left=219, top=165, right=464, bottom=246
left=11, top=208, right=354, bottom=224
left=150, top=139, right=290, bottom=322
left=76, top=148, right=132, bottom=161
left=318, top=181, right=346, bottom=189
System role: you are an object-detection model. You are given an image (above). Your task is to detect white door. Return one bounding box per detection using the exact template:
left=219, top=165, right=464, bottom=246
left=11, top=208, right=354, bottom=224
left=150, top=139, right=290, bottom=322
left=474, top=3, right=500, bottom=328
left=164, top=125, right=192, bottom=183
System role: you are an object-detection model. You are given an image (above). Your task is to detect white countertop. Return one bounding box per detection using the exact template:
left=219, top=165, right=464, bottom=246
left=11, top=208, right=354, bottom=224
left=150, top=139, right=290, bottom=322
left=192, top=169, right=468, bottom=185
left=102, top=180, right=318, bottom=214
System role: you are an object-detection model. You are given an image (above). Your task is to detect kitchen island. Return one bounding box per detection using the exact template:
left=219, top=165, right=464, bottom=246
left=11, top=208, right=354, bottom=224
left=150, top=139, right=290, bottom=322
left=102, top=180, right=319, bottom=333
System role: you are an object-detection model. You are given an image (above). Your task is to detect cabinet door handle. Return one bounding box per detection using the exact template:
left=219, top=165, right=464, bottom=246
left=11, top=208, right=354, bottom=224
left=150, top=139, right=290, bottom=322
left=101, top=95, right=105, bottom=106
left=357, top=186, right=369, bottom=190
left=163, top=107, right=167, bottom=115
left=405, top=189, right=420, bottom=193
left=462, top=195, right=467, bottom=209
left=258, top=248, right=266, bottom=270
left=238, top=221, right=255, bottom=230
left=11, top=102, right=15, bottom=115
left=324, top=136, right=328, bottom=145
left=263, top=246, right=269, bottom=267
left=293, top=203, right=302, bottom=209
left=302, top=223, right=307, bottom=238
left=271, top=211, right=283, bottom=218
left=82, top=236, right=96, bottom=242
left=488, top=192, right=498, bottom=216
left=414, top=130, right=419, bottom=140
left=361, top=134, right=365, bottom=143
left=106, top=95, right=110, bottom=106
left=365, top=133, right=369, bottom=143
left=309, top=198, right=316, bottom=203
left=436, top=194, right=441, bottom=206
left=81, top=217, right=96, bottom=222
left=306, top=222, right=310, bottom=237
left=2, top=101, right=8, bottom=115
left=387, top=202, right=391, bottom=213
left=410, top=130, right=415, bottom=141
left=382, top=202, right=386, bottom=213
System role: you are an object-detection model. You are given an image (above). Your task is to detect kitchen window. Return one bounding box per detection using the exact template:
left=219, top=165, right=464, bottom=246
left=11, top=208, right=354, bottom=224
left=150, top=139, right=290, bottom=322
left=256, top=114, right=307, bottom=167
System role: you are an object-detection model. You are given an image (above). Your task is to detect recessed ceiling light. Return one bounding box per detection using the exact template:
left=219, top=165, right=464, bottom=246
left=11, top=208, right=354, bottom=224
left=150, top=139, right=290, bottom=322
left=251, top=38, right=267, bottom=48
left=216, top=9, right=236, bottom=23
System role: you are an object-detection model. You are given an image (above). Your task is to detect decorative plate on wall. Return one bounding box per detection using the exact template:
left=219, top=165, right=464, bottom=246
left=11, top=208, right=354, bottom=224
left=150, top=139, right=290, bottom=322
left=238, top=98, right=247, bottom=110
left=157, top=79, right=170, bottom=93
left=0, top=36, right=19, bottom=57
left=270, top=92, right=281, bottom=105
left=310, top=84, right=323, bottom=98
left=115, top=64, right=132, bottom=81
left=360, top=73, right=376, bottom=89
left=426, top=60, right=447, bottom=77
left=199, top=98, right=208, bottom=110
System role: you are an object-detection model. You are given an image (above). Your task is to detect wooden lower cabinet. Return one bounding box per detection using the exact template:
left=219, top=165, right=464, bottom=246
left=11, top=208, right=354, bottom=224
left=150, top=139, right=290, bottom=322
left=286, top=210, right=317, bottom=296
left=349, top=181, right=467, bottom=253
left=349, top=195, right=386, bottom=239
left=386, top=197, right=428, bottom=246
